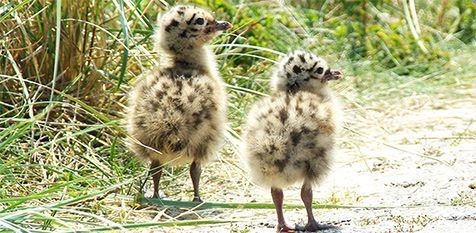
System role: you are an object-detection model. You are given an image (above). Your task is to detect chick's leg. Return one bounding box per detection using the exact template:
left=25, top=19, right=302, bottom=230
left=190, top=161, right=202, bottom=202
left=301, top=180, right=335, bottom=231
left=271, top=187, right=300, bottom=232
left=150, top=160, right=162, bottom=198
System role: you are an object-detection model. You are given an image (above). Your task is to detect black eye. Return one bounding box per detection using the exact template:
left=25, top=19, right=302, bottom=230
left=316, top=67, right=324, bottom=74
left=195, top=18, right=205, bottom=25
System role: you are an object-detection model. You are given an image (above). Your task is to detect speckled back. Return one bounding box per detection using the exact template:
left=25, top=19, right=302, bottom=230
left=127, top=68, right=226, bottom=165
left=243, top=91, right=340, bottom=188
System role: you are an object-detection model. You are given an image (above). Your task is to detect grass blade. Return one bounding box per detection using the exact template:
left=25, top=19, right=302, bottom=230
left=138, top=197, right=391, bottom=210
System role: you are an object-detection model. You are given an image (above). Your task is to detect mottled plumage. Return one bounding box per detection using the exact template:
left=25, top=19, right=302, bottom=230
left=244, top=91, right=338, bottom=188
left=128, top=67, right=225, bottom=166
left=126, top=5, right=231, bottom=200
left=243, top=51, right=341, bottom=188
left=242, top=51, right=343, bottom=232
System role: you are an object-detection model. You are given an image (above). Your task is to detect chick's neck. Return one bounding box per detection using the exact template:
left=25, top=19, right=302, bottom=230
left=162, top=47, right=215, bottom=74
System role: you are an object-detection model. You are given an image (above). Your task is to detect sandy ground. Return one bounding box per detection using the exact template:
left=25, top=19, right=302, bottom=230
left=138, top=89, right=476, bottom=233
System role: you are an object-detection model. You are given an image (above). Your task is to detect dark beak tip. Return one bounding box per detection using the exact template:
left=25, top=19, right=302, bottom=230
left=331, top=70, right=343, bottom=80
left=216, top=21, right=232, bottom=31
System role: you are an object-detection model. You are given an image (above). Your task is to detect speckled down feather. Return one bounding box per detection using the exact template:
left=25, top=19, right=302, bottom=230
left=242, top=51, right=341, bottom=188
left=126, top=5, right=227, bottom=167
left=127, top=66, right=226, bottom=166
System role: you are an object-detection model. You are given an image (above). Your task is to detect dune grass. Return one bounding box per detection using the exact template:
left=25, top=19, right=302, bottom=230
left=0, top=0, right=475, bottom=231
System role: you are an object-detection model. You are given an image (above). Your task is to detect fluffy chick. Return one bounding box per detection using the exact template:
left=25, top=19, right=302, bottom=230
left=127, top=5, right=232, bottom=201
left=242, top=51, right=343, bottom=232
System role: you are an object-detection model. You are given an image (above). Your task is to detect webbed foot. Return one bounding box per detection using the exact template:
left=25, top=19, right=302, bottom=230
left=304, top=221, right=337, bottom=232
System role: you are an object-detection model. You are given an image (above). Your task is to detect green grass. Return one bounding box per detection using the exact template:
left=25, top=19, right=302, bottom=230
left=1, top=0, right=475, bottom=231
left=138, top=197, right=391, bottom=209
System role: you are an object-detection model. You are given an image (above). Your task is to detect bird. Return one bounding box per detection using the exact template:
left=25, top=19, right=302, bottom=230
left=126, top=5, right=232, bottom=202
left=241, top=51, right=343, bottom=232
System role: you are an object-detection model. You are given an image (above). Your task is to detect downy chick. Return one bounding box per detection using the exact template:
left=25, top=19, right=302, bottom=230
left=242, top=51, right=343, bottom=232
left=127, top=5, right=232, bottom=201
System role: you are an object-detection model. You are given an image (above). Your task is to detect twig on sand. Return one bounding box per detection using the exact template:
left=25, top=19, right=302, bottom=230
left=344, top=126, right=452, bottom=166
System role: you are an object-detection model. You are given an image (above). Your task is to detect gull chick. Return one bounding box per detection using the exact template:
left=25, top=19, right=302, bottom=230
left=127, top=5, right=232, bottom=201
left=242, top=51, right=343, bottom=232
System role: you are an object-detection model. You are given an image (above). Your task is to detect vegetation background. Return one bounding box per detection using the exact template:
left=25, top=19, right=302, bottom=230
left=0, top=0, right=475, bottom=232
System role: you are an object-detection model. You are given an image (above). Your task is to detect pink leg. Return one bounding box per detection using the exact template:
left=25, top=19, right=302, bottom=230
left=150, top=160, right=162, bottom=198
left=190, top=161, right=202, bottom=202
left=301, top=180, right=336, bottom=231
left=271, top=187, right=301, bottom=232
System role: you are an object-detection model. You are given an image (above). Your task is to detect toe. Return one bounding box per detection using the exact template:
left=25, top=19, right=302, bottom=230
left=276, top=223, right=302, bottom=233
left=305, top=222, right=337, bottom=232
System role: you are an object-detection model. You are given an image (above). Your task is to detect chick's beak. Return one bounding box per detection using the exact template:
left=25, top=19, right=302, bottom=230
left=322, top=69, right=343, bottom=83
left=215, top=21, right=233, bottom=31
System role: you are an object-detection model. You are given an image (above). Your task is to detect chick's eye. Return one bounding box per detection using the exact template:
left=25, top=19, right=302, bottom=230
left=316, top=67, right=324, bottom=74
left=195, top=18, right=205, bottom=25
